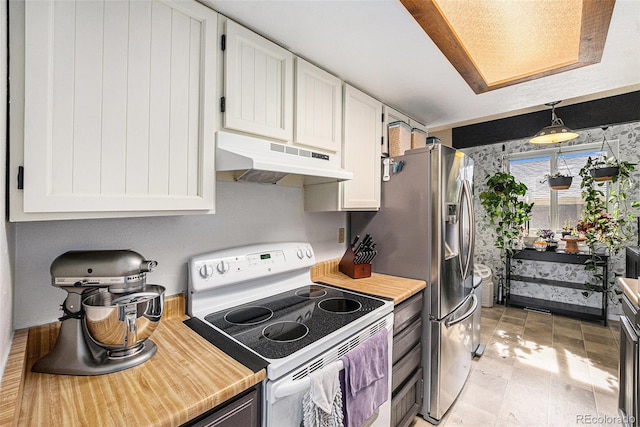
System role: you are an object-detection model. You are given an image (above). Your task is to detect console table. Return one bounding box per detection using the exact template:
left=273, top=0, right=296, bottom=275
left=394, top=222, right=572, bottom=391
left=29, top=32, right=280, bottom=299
left=505, top=249, right=609, bottom=326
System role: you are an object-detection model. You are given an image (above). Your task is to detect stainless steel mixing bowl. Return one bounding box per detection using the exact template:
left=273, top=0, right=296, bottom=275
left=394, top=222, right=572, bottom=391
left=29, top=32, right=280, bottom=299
left=82, top=285, right=165, bottom=356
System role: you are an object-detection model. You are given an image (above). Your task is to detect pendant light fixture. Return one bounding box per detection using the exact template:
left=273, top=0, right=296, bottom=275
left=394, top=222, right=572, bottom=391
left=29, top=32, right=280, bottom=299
left=529, top=101, right=579, bottom=144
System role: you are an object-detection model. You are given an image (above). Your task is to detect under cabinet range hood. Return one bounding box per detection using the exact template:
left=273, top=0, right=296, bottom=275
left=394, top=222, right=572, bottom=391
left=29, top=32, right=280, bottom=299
left=216, top=131, right=353, bottom=185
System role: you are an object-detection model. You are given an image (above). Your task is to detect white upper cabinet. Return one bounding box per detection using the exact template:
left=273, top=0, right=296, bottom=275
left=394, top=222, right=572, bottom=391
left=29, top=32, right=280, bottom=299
left=222, top=19, right=294, bottom=142
left=342, top=85, right=382, bottom=210
left=11, top=0, right=217, bottom=220
left=304, top=85, right=381, bottom=211
left=294, top=57, right=342, bottom=153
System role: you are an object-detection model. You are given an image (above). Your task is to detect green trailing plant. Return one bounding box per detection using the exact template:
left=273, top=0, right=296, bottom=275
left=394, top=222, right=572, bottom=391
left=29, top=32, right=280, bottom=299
left=480, top=172, right=534, bottom=251
left=578, top=156, right=640, bottom=298
left=479, top=172, right=534, bottom=289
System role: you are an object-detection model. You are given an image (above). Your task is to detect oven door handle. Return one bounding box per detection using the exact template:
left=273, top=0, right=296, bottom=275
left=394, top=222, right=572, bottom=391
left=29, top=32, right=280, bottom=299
left=273, top=360, right=344, bottom=400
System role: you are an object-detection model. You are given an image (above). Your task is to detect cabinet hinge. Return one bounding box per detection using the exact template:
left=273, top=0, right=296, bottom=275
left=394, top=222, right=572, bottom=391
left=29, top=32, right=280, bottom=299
left=381, top=113, right=384, bottom=122
left=17, top=166, right=24, bottom=189
left=221, top=34, right=226, bottom=51
left=381, top=136, right=384, bottom=145
left=420, top=378, right=424, bottom=399
left=220, top=97, right=226, bottom=113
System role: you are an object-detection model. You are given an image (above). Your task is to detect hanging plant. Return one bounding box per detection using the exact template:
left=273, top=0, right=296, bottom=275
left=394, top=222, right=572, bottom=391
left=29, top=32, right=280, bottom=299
left=480, top=172, right=534, bottom=251
left=589, top=127, right=624, bottom=182
left=541, top=173, right=573, bottom=190
left=578, top=155, right=639, bottom=298
left=540, top=149, right=574, bottom=190
left=480, top=171, right=534, bottom=301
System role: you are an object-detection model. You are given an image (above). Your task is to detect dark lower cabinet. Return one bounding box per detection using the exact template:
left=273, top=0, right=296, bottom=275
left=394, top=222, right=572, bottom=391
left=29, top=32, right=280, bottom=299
left=626, top=247, right=640, bottom=279
left=183, top=387, right=260, bottom=427
left=619, top=295, right=638, bottom=427
left=391, top=292, right=423, bottom=427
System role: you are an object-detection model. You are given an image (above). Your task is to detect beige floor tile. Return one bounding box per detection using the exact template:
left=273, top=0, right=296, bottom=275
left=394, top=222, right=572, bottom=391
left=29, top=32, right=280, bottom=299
left=548, top=380, right=597, bottom=427
left=504, top=307, right=528, bottom=319
left=500, top=315, right=527, bottom=327
left=442, top=400, right=499, bottom=426
left=553, top=324, right=583, bottom=339
left=553, top=334, right=585, bottom=352
left=583, top=330, right=617, bottom=346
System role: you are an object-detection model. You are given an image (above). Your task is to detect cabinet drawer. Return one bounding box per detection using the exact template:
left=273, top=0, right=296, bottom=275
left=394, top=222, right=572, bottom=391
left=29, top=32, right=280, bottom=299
left=392, top=318, right=422, bottom=364
left=392, top=343, right=421, bottom=392
left=186, top=388, right=260, bottom=427
left=391, top=368, right=423, bottom=427
left=394, top=292, right=423, bottom=335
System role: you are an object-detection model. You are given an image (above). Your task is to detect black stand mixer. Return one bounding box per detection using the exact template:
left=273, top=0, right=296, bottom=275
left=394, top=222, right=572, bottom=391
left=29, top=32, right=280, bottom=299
left=32, top=250, right=165, bottom=376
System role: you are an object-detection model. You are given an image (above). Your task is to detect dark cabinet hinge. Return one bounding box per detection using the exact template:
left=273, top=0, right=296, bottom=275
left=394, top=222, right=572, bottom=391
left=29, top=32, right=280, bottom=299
left=381, top=113, right=384, bottom=122
left=17, top=166, right=24, bottom=189
left=221, top=34, right=226, bottom=51
left=220, top=97, right=226, bottom=113
left=381, top=136, right=384, bottom=145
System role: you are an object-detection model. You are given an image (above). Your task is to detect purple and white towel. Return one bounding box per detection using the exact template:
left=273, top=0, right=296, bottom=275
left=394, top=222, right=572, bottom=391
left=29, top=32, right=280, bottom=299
left=341, top=329, right=389, bottom=427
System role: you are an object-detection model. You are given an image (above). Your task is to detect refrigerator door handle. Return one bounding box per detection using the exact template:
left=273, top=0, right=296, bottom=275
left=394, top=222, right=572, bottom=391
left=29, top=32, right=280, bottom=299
left=445, top=294, right=477, bottom=328
left=458, top=179, right=475, bottom=280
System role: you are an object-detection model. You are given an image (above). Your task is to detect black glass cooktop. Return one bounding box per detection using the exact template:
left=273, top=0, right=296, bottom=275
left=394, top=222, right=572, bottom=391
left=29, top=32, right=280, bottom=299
left=204, top=284, right=385, bottom=360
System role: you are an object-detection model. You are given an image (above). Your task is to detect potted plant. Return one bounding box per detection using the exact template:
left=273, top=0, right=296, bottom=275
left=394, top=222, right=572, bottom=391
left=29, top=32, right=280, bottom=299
left=541, top=173, right=573, bottom=190
left=480, top=172, right=534, bottom=250
left=480, top=172, right=534, bottom=302
left=536, top=229, right=558, bottom=251
left=578, top=157, right=639, bottom=297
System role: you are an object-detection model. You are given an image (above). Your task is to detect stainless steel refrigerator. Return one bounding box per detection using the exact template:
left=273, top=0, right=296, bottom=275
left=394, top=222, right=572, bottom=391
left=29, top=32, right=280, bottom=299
left=350, top=144, right=476, bottom=424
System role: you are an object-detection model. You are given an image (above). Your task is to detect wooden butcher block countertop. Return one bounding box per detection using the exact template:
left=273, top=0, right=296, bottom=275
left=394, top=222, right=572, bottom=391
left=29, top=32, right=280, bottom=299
left=312, top=259, right=427, bottom=304
left=0, top=295, right=265, bottom=427
left=619, top=277, right=639, bottom=307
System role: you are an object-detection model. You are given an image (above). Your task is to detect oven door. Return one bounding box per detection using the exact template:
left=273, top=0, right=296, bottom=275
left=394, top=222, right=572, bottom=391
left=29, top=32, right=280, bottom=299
left=265, top=314, right=393, bottom=427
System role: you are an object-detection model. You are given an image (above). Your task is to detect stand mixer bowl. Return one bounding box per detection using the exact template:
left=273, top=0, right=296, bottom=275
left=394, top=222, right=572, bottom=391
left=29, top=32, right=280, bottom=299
left=83, top=285, right=165, bottom=356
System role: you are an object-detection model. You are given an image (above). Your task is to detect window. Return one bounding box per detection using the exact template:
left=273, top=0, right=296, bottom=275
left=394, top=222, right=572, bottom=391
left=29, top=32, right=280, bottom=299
left=508, top=141, right=616, bottom=233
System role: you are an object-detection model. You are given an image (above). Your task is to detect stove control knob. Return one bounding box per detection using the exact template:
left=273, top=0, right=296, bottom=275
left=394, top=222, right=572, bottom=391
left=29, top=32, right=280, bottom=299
left=199, top=264, right=214, bottom=279
left=216, top=261, right=230, bottom=275
left=296, top=249, right=304, bottom=259
left=305, top=248, right=313, bottom=258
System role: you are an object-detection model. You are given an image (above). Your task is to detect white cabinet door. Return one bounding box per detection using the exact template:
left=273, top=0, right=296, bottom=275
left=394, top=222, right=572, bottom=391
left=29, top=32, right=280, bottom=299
left=294, top=57, right=342, bottom=153
left=17, top=0, right=217, bottom=217
left=304, top=85, right=381, bottom=212
left=223, top=19, right=293, bottom=142
left=342, top=85, right=382, bottom=210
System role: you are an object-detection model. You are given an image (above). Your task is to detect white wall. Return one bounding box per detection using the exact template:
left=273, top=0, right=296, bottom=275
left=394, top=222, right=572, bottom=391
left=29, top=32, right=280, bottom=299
left=0, top=0, right=16, bottom=379
left=13, top=182, right=347, bottom=329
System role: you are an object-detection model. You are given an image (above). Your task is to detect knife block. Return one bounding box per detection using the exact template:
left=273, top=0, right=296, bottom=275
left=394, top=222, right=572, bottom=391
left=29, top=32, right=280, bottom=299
left=339, top=247, right=372, bottom=279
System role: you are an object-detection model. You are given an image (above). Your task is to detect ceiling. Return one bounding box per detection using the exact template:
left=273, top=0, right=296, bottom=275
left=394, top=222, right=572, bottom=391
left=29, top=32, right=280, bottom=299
left=200, top=0, right=640, bottom=132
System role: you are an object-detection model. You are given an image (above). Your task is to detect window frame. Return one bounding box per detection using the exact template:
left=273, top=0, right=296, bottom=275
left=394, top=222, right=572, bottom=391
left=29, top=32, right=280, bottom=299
left=507, top=140, right=619, bottom=232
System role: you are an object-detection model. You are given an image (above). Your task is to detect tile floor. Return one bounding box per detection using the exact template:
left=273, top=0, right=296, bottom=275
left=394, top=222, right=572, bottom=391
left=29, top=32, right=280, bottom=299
left=411, top=305, right=621, bottom=427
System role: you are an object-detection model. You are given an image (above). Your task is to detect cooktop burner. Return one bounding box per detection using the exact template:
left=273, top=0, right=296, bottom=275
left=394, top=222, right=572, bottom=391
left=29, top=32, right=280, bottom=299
left=318, top=298, right=362, bottom=313
left=225, top=306, right=273, bottom=325
left=295, top=285, right=327, bottom=298
left=204, top=284, right=385, bottom=359
left=263, top=321, right=309, bottom=342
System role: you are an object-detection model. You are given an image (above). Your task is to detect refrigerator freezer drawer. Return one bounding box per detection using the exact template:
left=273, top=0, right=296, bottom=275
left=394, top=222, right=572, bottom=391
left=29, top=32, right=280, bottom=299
left=428, top=300, right=474, bottom=422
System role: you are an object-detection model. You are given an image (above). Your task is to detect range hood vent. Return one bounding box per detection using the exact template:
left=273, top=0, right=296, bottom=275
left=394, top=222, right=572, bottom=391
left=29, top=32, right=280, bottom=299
left=216, top=131, right=353, bottom=185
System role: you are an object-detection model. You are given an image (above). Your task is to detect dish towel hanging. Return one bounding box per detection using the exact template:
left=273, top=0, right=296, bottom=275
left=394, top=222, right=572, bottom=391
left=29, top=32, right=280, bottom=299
left=302, top=361, right=344, bottom=427
left=341, top=329, right=389, bottom=427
